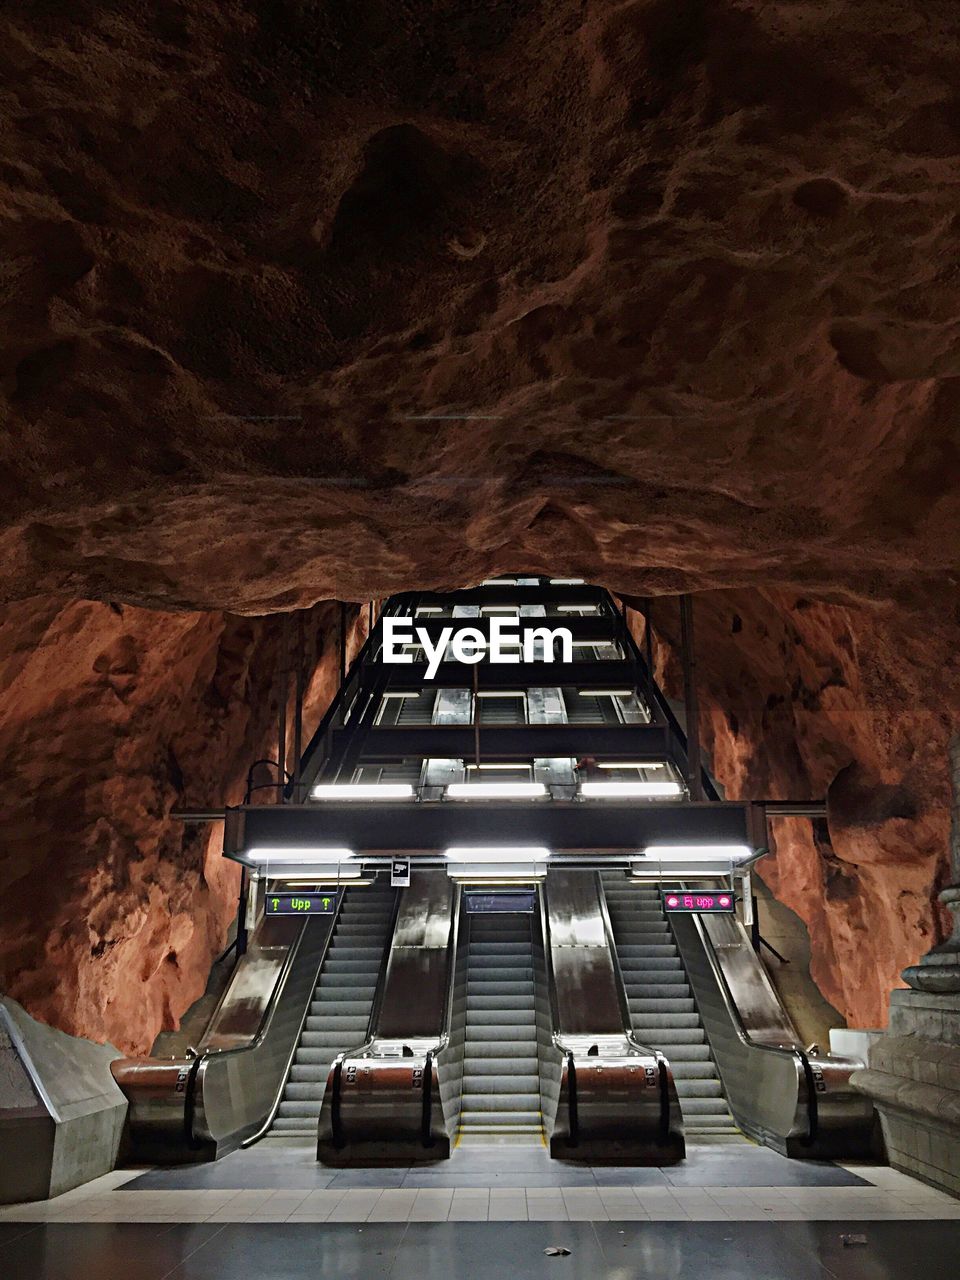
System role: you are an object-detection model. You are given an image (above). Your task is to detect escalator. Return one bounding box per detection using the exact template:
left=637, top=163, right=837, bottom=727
left=601, top=874, right=876, bottom=1157
left=458, top=913, right=542, bottom=1142
left=267, top=883, right=397, bottom=1139
left=601, top=874, right=742, bottom=1141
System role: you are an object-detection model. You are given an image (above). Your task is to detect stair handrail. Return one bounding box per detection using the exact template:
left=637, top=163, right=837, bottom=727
left=681, top=904, right=815, bottom=1143
left=227, top=886, right=349, bottom=1147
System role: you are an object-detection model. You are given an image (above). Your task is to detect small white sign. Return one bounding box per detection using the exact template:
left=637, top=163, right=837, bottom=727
left=391, top=858, right=411, bottom=888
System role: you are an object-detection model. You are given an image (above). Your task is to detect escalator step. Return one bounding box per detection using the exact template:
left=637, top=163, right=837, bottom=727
left=464, top=1011, right=537, bottom=1028
left=675, top=1078, right=723, bottom=1098
left=466, top=994, right=538, bottom=1010
left=462, top=1074, right=540, bottom=1094
left=627, top=998, right=696, bottom=1013
left=461, top=1057, right=540, bottom=1075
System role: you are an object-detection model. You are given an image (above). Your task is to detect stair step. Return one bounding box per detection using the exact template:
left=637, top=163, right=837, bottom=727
left=461, top=1057, right=540, bottom=1074
left=268, top=885, right=395, bottom=1136
left=462, top=1074, right=540, bottom=1094
left=464, top=1011, right=537, bottom=1028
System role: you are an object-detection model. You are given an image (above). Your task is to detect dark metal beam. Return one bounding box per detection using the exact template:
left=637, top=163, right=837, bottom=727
left=679, top=595, right=703, bottom=802
left=331, top=723, right=677, bottom=763
left=378, top=659, right=641, bottom=692
left=407, top=584, right=601, bottom=609
left=229, top=799, right=759, bottom=855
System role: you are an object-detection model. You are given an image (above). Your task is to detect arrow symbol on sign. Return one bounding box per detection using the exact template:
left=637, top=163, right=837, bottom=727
left=271, top=898, right=279, bottom=910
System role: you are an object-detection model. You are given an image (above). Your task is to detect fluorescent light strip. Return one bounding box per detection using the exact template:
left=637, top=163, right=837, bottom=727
left=549, top=578, right=585, bottom=585
left=581, top=781, right=683, bottom=798
left=312, top=783, right=414, bottom=800
left=446, top=782, right=546, bottom=799
left=578, top=689, right=633, bottom=697
left=445, top=845, right=551, bottom=862
left=246, top=847, right=355, bottom=863
left=475, top=690, right=525, bottom=698
left=597, top=761, right=665, bottom=769
left=284, top=876, right=375, bottom=886
left=638, top=844, right=753, bottom=860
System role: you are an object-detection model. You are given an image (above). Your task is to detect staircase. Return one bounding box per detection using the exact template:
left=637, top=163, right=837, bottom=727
left=601, top=875, right=743, bottom=1141
left=459, top=914, right=543, bottom=1142
left=268, top=883, right=396, bottom=1137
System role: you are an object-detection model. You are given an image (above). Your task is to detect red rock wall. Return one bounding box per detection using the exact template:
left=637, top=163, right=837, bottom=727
left=631, top=589, right=956, bottom=1028
left=0, top=596, right=367, bottom=1054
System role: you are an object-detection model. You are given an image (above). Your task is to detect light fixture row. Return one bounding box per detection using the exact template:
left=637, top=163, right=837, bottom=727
left=310, top=779, right=684, bottom=801
left=243, top=842, right=752, bottom=865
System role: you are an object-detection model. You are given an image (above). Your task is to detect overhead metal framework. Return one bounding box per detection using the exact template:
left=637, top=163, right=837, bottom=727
left=222, top=576, right=769, bottom=878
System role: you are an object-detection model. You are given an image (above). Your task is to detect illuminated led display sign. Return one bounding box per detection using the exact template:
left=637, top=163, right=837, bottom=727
left=464, top=889, right=537, bottom=914
left=661, top=890, right=735, bottom=914
left=265, top=893, right=338, bottom=916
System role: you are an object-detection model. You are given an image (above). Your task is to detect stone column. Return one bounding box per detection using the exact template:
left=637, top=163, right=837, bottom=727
left=851, top=734, right=960, bottom=1195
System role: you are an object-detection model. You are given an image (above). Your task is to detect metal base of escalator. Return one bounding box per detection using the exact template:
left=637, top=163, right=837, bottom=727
left=602, top=875, right=747, bottom=1143
left=457, top=914, right=544, bottom=1146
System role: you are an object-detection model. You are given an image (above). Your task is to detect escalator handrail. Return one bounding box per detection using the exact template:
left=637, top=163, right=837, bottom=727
left=432, top=881, right=464, bottom=1063
left=356, top=887, right=404, bottom=1047
left=684, top=907, right=815, bottom=1140
left=187, top=886, right=346, bottom=1144
left=657, top=1058, right=672, bottom=1144
left=565, top=1051, right=579, bottom=1147
left=421, top=1050, right=436, bottom=1148
left=237, top=885, right=350, bottom=1146
left=330, top=1057, right=345, bottom=1150
left=194, top=879, right=305, bottom=1053
left=535, top=881, right=564, bottom=1038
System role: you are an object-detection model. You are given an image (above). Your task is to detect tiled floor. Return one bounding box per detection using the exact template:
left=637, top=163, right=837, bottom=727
left=120, top=1139, right=872, bottom=1191
left=1, top=1149, right=957, bottom=1224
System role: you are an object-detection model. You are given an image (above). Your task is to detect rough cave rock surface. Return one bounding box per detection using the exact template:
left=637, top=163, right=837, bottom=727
left=0, top=3, right=958, bottom=1044
left=0, top=598, right=367, bottom=1053
left=634, top=593, right=954, bottom=1028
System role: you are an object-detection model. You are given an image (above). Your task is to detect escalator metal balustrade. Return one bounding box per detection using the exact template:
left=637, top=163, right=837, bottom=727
left=269, top=884, right=396, bottom=1137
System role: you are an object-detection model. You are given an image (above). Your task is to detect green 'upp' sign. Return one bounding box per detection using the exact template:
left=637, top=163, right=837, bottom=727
left=265, top=894, right=337, bottom=915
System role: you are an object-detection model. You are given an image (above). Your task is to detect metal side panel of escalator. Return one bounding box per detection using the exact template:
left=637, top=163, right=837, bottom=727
left=111, top=880, right=398, bottom=1162
left=669, top=901, right=877, bottom=1158
left=543, top=870, right=684, bottom=1163
left=317, top=870, right=455, bottom=1165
